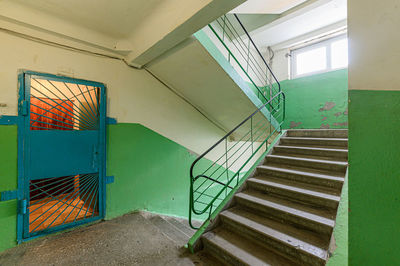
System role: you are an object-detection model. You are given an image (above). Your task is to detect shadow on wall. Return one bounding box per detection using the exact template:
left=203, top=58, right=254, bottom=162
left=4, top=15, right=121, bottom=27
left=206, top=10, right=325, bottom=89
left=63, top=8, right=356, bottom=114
left=281, top=69, right=348, bottom=129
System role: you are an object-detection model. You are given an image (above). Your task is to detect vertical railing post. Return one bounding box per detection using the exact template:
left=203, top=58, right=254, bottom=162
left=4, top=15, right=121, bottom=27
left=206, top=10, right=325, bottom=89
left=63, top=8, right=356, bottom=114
left=251, top=116, right=254, bottom=154
left=222, top=15, right=226, bottom=42
left=246, top=38, right=250, bottom=72
left=225, top=138, right=228, bottom=197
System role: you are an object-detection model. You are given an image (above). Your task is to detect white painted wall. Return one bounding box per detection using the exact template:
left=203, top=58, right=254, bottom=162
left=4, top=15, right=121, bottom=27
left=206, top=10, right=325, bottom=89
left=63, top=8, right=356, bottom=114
left=348, top=0, right=400, bottom=91
left=0, top=30, right=226, bottom=157
left=261, top=48, right=291, bottom=82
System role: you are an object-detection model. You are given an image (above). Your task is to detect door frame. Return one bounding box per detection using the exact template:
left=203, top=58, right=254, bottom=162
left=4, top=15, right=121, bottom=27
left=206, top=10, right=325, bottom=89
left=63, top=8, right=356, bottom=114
left=17, top=70, right=107, bottom=242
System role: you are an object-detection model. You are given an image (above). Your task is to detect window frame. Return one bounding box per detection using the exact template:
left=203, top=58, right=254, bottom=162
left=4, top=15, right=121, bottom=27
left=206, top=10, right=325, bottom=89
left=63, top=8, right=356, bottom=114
left=290, top=34, right=348, bottom=79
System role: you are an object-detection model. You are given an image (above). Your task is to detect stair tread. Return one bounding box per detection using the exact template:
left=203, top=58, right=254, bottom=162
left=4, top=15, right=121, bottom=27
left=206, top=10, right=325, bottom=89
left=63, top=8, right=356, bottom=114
left=236, top=191, right=336, bottom=224
left=202, top=229, right=297, bottom=266
left=275, top=145, right=348, bottom=152
left=265, top=163, right=346, bottom=177
left=257, top=165, right=346, bottom=181
left=221, top=208, right=329, bottom=259
left=248, top=175, right=341, bottom=198
left=281, top=137, right=348, bottom=141
left=267, top=154, right=348, bottom=166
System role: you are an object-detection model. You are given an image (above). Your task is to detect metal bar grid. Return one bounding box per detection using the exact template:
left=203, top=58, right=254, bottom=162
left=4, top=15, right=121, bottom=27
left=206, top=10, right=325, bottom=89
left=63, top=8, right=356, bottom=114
left=28, top=173, right=99, bottom=234
left=29, top=78, right=99, bottom=131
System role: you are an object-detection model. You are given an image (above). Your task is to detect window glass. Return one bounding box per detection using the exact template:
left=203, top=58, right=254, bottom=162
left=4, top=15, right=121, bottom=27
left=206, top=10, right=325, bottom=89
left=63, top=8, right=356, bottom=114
left=296, top=47, right=327, bottom=75
left=331, top=38, right=348, bottom=69
left=291, top=35, right=348, bottom=78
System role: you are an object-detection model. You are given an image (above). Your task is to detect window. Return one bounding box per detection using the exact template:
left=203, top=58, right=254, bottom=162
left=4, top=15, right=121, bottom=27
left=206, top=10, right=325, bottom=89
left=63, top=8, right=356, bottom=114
left=291, top=35, right=348, bottom=78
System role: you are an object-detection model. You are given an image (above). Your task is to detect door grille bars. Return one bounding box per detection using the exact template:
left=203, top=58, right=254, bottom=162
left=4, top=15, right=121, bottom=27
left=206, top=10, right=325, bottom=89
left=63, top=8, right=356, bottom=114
left=29, top=78, right=100, bottom=131
left=28, top=173, right=99, bottom=234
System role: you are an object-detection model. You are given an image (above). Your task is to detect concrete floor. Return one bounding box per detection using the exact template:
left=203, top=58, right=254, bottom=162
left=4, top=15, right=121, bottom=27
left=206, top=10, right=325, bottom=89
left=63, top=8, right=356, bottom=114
left=0, top=212, right=217, bottom=266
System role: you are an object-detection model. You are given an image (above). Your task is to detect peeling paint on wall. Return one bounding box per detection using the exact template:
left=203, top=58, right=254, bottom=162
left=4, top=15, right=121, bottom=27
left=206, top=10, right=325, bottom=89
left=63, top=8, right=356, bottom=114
left=321, top=124, right=330, bottom=129
left=319, top=102, right=336, bottom=112
left=334, top=112, right=342, bottom=117
left=281, top=69, right=348, bottom=129
left=333, top=122, right=348, bottom=127
left=289, top=121, right=302, bottom=128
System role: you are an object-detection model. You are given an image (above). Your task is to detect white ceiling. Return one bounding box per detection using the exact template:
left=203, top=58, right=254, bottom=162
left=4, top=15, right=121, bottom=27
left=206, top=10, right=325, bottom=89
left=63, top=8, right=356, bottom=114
left=0, top=0, right=244, bottom=66
left=231, top=0, right=309, bottom=14
left=249, top=0, right=347, bottom=48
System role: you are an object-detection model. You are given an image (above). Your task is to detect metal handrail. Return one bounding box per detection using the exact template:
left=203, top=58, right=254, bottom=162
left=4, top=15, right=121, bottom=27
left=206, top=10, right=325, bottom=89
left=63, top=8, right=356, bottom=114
left=188, top=13, right=285, bottom=229
left=207, top=14, right=282, bottom=110
left=189, top=91, right=285, bottom=229
left=233, top=14, right=281, bottom=93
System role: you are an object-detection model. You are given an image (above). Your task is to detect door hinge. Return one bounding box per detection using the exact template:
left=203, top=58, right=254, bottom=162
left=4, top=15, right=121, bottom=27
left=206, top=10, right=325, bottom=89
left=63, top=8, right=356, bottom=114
left=105, top=176, right=114, bottom=184
left=19, top=199, right=27, bottom=215
left=20, top=100, right=29, bottom=116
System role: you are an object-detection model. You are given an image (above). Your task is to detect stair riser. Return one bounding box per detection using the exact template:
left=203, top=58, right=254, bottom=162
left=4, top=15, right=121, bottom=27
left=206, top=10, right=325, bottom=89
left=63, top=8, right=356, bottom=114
left=266, top=157, right=347, bottom=173
left=235, top=196, right=333, bottom=235
left=247, top=181, right=339, bottom=210
left=287, top=130, right=348, bottom=138
left=280, top=138, right=348, bottom=148
left=221, top=216, right=326, bottom=266
left=273, top=147, right=348, bottom=160
left=202, top=238, right=247, bottom=266
left=256, top=168, right=344, bottom=190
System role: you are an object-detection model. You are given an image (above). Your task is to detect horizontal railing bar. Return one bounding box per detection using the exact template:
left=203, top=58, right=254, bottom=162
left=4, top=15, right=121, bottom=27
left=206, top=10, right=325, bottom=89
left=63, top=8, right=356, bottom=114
left=190, top=91, right=284, bottom=176
left=191, top=123, right=282, bottom=215
left=233, top=14, right=281, bottom=92
left=216, top=17, right=269, bottom=82
left=215, top=19, right=269, bottom=88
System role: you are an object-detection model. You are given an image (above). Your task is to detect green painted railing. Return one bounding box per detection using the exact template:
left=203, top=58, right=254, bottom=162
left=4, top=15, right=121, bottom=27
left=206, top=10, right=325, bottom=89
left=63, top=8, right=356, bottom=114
left=189, top=92, right=285, bottom=229
left=188, top=14, right=285, bottom=229
left=208, top=14, right=282, bottom=111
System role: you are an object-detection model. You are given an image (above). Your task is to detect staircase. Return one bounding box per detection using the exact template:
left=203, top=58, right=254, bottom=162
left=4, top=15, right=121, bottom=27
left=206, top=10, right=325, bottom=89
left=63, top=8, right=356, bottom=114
left=195, top=129, right=348, bottom=265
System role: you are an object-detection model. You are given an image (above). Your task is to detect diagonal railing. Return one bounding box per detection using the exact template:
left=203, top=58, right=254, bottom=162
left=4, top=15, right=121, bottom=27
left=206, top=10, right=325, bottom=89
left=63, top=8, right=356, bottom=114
left=189, top=14, right=285, bottom=229
left=207, top=14, right=282, bottom=112
left=189, top=92, right=285, bottom=228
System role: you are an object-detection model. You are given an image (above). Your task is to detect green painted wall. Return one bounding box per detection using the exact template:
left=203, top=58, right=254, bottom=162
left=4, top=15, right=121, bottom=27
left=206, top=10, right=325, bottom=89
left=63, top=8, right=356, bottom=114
left=0, top=125, right=18, bottom=252
left=106, top=123, right=205, bottom=220
left=327, top=175, right=348, bottom=266
left=280, top=69, right=348, bottom=129
left=348, top=90, right=400, bottom=265
left=0, top=123, right=219, bottom=253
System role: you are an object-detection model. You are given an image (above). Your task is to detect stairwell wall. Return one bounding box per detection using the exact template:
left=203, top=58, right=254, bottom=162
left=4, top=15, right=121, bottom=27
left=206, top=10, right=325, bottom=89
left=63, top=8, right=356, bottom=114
left=348, top=0, right=400, bottom=264
left=0, top=30, right=226, bottom=252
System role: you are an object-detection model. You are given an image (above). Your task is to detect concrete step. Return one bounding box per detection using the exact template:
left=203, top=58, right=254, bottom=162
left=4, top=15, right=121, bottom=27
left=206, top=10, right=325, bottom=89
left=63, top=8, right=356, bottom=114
left=202, top=229, right=298, bottom=266
left=247, top=176, right=340, bottom=209
left=235, top=191, right=335, bottom=235
left=279, top=137, right=348, bottom=148
left=273, top=145, right=348, bottom=161
left=220, top=208, right=328, bottom=265
left=164, top=217, right=197, bottom=238
left=265, top=155, right=348, bottom=174
left=146, top=215, right=189, bottom=246
left=286, top=129, right=348, bottom=138
left=256, top=165, right=345, bottom=190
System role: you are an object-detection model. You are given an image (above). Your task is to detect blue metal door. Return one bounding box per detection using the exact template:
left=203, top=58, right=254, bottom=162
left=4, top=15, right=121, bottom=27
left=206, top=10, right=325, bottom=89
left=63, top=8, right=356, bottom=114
left=18, top=72, right=106, bottom=240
